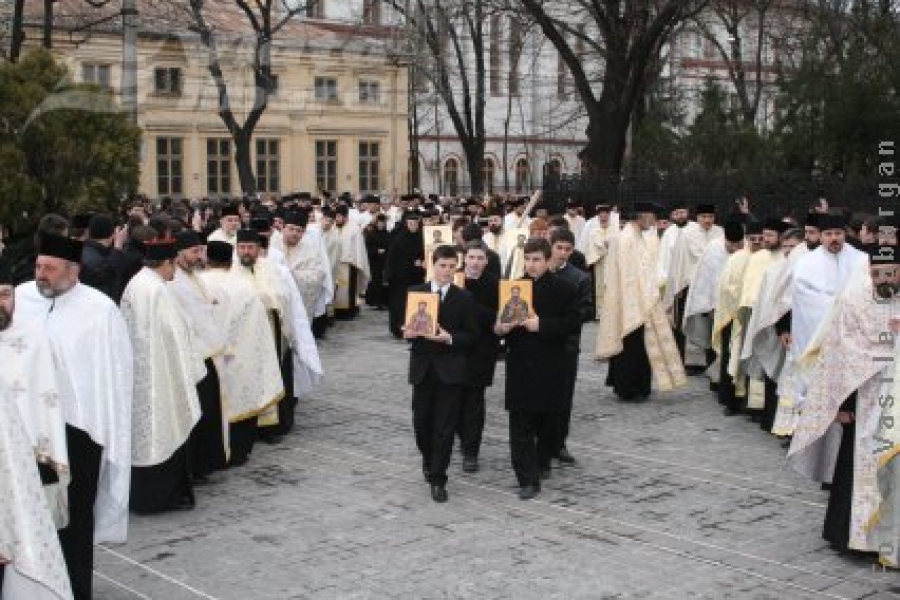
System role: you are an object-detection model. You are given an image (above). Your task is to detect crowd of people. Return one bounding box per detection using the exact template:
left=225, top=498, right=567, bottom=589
left=0, top=189, right=897, bottom=600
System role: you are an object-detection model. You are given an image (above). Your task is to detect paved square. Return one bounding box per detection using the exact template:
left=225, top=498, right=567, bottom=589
left=93, top=309, right=900, bottom=599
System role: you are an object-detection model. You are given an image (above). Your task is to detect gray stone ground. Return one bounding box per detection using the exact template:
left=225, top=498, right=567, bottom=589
left=94, top=307, right=900, bottom=599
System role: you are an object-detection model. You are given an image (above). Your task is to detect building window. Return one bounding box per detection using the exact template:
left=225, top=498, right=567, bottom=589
left=443, top=157, right=459, bottom=196
left=82, top=63, right=111, bottom=89
left=315, top=77, right=338, bottom=102
left=256, top=138, right=280, bottom=193
left=156, top=137, right=183, bottom=197
left=508, top=18, right=522, bottom=97
left=316, top=140, right=338, bottom=193
left=514, top=157, right=530, bottom=193
left=359, top=141, right=380, bottom=193
left=482, top=157, right=495, bottom=194
left=362, top=0, right=381, bottom=25
left=489, top=16, right=501, bottom=97
left=358, top=80, right=381, bottom=104
left=154, top=67, right=182, bottom=95
left=206, top=138, right=231, bottom=197
left=307, top=0, right=324, bottom=18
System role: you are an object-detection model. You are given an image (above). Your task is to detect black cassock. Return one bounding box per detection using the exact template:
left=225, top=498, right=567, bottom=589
left=823, top=392, right=857, bottom=551
left=364, top=226, right=391, bottom=308
left=386, top=228, right=425, bottom=337
left=606, top=326, right=653, bottom=400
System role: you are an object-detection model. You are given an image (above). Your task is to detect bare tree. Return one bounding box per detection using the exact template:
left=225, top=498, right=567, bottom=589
left=691, top=0, right=781, bottom=127
left=388, top=0, right=489, bottom=195
left=518, top=0, right=707, bottom=177
left=184, top=0, right=311, bottom=195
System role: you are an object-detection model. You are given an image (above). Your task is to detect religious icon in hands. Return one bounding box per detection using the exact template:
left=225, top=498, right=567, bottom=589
left=403, top=292, right=439, bottom=338
left=497, top=279, right=535, bottom=334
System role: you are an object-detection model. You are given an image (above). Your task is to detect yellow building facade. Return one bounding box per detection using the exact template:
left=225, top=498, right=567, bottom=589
left=30, top=14, right=409, bottom=200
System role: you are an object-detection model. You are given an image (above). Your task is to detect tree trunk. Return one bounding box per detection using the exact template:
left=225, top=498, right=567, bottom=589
left=464, top=142, right=485, bottom=196
left=234, top=129, right=257, bottom=196
left=42, top=0, right=53, bottom=49
left=10, top=0, right=25, bottom=62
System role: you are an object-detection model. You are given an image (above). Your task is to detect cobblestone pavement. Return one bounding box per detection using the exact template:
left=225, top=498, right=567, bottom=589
left=94, top=307, right=900, bottom=599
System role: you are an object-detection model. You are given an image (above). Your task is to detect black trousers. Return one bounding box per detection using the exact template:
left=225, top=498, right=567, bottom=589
left=760, top=375, right=779, bottom=432
left=672, top=288, right=689, bottom=362
left=388, top=282, right=408, bottom=336
left=229, top=418, right=256, bottom=464
left=718, top=321, right=741, bottom=409
left=130, top=444, right=194, bottom=514
left=509, top=411, right=558, bottom=488
left=264, top=349, right=295, bottom=435
left=824, top=417, right=855, bottom=550
left=58, top=425, right=102, bottom=600
left=456, top=386, right=486, bottom=459
left=557, top=350, right=579, bottom=452
left=412, top=367, right=461, bottom=486
left=189, top=359, right=227, bottom=477
left=606, top=326, right=652, bottom=400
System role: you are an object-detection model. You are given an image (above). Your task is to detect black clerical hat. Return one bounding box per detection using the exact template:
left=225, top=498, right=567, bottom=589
left=724, top=220, right=745, bottom=242
left=37, top=233, right=83, bottom=263
left=283, top=211, right=309, bottom=228
left=175, top=230, right=202, bottom=251
left=745, top=221, right=763, bottom=235
left=335, top=205, right=350, bottom=217
left=321, top=206, right=336, bottom=219
left=695, top=204, right=717, bottom=216
left=0, top=257, right=12, bottom=285
left=206, top=241, right=233, bottom=264
left=236, top=229, right=260, bottom=244
left=144, top=238, right=177, bottom=260
left=250, top=217, right=272, bottom=233
left=220, top=205, right=240, bottom=218
left=804, top=212, right=822, bottom=229
left=818, top=213, right=848, bottom=231
left=762, top=217, right=790, bottom=234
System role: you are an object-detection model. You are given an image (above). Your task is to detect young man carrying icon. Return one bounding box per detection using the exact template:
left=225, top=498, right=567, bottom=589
left=405, top=245, right=479, bottom=503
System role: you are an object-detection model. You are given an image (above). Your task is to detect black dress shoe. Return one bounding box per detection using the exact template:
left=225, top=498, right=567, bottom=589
left=431, top=485, right=448, bottom=503
left=722, top=406, right=741, bottom=416
left=228, top=454, right=249, bottom=468
left=462, top=456, right=479, bottom=473
left=518, top=485, right=539, bottom=500
left=422, top=466, right=431, bottom=482
left=557, top=447, right=576, bottom=465
left=539, top=468, right=551, bottom=481
left=259, top=432, right=283, bottom=445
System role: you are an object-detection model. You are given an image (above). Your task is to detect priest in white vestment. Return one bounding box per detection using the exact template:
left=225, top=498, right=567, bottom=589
left=15, top=233, right=133, bottom=600
left=596, top=203, right=686, bottom=400
left=683, top=221, right=745, bottom=388
left=331, top=206, right=371, bottom=320
left=728, top=218, right=789, bottom=417
left=788, top=214, right=869, bottom=406
left=663, top=205, right=723, bottom=370
left=120, top=239, right=204, bottom=514
left=201, top=242, right=284, bottom=466
left=579, top=205, right=619, bottom=320
left=789, top=246, right=888, bottom=559
left=0, top=380, right=73, bottom=600
left=738, top=228, right=807, bottom=434
left=206, top=204, right=242, bottom=245
left=168, top=231, right=229, bottom=477
left=0, top=258, right=70, bottom=528
left=563, top=200, right=586, bottom=248
left=656, top=202, right=690, bottom=292
left=273, top=211, right=333, bottom=321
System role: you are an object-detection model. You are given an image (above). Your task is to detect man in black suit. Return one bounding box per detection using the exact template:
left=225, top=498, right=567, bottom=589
left=495, top=238, right=580, bottom=500
left=461, top=223, right=501, bottom=278
left=549, top=229, right=594, bottom=465
left=405, top=244, right=479, bottom=502
left=457, top=241, right=501, bottom=473
left=548, top=216, right=588, bottom=271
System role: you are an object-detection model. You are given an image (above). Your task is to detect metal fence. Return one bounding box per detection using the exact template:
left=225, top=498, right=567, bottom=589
left=542, top=170, right=888, bottom=218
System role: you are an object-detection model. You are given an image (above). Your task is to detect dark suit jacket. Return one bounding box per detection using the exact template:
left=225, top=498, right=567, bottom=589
left=569, top=249, right=588, bottom=272
left=503, top=272, right=580, bottom=413
left=554, top=262, right=594, bottom=353
left=485, top=249, right=502, bottom=279
left=463, top=271, right=501, bottom=387
left=408, top=283, right=479, bottom=387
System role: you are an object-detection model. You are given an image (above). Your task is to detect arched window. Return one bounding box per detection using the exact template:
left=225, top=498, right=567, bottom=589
left=482, top=157, right=495, bottom=195
left=544, top=158, right=563, bottom=179
left=514, top=157, right=530, bottom=193
left=443, top=157, right=459, bottom=196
